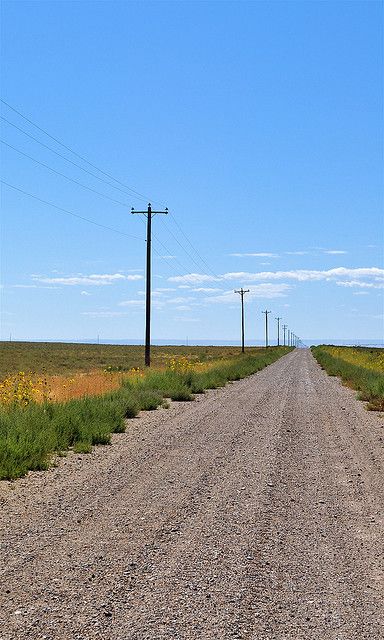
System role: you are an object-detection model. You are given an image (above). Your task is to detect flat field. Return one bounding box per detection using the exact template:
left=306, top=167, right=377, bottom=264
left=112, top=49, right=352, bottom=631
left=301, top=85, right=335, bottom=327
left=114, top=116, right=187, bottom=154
left=0, top=341, right=253, bottom=378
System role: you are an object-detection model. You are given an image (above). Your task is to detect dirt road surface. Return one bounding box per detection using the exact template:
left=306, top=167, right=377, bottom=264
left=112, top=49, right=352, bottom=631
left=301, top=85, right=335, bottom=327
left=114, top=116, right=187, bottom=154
left=1, top=349, right=383, bottom=639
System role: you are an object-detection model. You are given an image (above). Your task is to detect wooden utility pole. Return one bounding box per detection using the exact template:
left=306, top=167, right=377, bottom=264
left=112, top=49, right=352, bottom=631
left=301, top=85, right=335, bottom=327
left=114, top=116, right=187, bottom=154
left=262, top=310, right=271, bottom=347
left=282, top=324, right=287, bottom=347
left=131, top=203, right=168, bottom=366
left=234, top=288, right=250, bottom=353
left=275, top=316, right=282, bottom=346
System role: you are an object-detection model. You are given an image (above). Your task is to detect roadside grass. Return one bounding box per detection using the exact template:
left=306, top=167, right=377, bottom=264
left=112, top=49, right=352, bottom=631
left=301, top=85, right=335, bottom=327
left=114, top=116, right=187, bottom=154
left=311, top=345, right=384, bottom=411
left=0, top=347, right=291, bottom=480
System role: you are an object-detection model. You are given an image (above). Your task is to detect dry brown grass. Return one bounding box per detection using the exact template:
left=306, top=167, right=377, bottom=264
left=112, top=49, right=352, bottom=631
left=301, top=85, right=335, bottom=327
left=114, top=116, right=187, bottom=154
left=47, top=371, right=129, bottom=402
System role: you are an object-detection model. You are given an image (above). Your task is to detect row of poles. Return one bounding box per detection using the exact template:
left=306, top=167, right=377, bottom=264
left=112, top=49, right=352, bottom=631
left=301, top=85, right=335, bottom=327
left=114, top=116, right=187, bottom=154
left=234, top=287, right=301, bottom=352
left=131, top=203, right=301, bottom=367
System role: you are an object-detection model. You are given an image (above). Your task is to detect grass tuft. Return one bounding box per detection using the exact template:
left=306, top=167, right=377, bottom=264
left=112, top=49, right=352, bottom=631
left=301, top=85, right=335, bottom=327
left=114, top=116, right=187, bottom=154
left=311, top=345, right=384, bottom=411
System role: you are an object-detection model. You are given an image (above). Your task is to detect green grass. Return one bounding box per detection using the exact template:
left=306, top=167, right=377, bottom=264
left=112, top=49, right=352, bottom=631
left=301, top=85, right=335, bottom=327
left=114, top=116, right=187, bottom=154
left=311, top=345, right=384, bottom=411
left=0, top=341, right=258, bottom=378
left=0, top=347, right=291, bottom=480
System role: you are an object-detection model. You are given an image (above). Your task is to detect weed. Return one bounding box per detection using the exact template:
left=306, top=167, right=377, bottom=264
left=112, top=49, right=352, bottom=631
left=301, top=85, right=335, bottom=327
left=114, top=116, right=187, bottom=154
left=311, top=345, right=384, bottom=411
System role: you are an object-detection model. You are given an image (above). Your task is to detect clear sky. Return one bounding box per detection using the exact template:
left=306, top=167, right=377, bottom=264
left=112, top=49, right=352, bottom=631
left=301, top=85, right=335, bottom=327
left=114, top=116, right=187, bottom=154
left=1, top=0, right=383, bottom=344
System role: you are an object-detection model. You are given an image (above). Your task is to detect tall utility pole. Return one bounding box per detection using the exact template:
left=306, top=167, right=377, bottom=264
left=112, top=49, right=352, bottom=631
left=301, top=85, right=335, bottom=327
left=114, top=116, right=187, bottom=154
left=282, top=324, right=287, bottom=347
left=262, top=310, right=271, bottom=347
left=234, top=288, right=250, bottom=353
left=287, top=328, right=291, bottom=347
left=275, top=316, right=282, bottom=346
left=131, top=203, right=168, bottom=366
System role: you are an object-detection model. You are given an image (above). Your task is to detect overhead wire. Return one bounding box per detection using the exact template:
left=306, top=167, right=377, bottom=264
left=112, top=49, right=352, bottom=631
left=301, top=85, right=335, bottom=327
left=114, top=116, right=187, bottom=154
left=1, top=180, right=144, bottom=241
left=0, top=99, right=162, bottom=205
left=1, top=100, right=219, bottom=280
left=0, top=116, right=149, bottom=203
left=1, top=140, right=131, bottom=208
left=167, top=211, right=219, bottom=279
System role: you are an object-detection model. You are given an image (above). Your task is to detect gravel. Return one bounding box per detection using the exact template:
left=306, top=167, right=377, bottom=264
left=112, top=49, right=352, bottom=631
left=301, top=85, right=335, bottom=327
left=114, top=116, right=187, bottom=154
left=0, top=349, right=383, bottom=639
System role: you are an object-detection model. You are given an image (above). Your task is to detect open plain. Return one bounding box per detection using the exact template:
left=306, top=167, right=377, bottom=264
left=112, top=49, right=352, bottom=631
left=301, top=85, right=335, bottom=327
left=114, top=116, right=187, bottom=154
left=1, top=349, right=383, bottom=639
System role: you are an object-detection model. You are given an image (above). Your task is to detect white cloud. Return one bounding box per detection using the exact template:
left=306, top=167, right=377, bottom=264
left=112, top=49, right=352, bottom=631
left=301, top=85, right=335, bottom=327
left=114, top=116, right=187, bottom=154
left=174, top=316, right=200, bottom=323
left=323, top=250, right=348, bottom=255
left=118, top=300, right=145, bottom=307
left=81, top=311, right=128, bottom=318
left=190, top=287, right=223, bottom=293
left=167, top=297, right=191, bottom=304
left=169, top=273, right=220, bottom=284
left=205, top=284, right=291, bottom=304
left=80, top=291, right=91, bottom=296
left=229, top=252, right=279, bottom=258
left=285, top=251, right=310, bottom=256
left=336, top=280, right=384, bottom=289
left=32, top=273, right=143, bottom=286
left=169, top=267, right=383, bottom=285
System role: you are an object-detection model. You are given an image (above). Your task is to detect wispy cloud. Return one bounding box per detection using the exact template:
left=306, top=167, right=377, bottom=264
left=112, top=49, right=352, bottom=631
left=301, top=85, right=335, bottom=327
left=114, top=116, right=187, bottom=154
left=32, top=273, right=143, bottom=286
left=206, top=284, right=291, bottom=304
left=190, top=287, right=223, bottom=293
left=323, top=250, right=348, bottom=255
left=118, top=300, right=145, bottom=307
left=169, top=267, right=383, bottom=285
left=229, top=252, right=279, bottom=258
left=336, top=280, right=384, bottom=289
left=81, top=311, right=128, bottom=318
left=285, top=251, right=310, bottom=256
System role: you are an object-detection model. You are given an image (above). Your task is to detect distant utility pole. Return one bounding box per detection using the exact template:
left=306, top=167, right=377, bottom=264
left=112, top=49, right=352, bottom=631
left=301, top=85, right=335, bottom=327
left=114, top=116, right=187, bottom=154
left=282, top=324, right=287, bottom=347
left=275, top=316, right=282, bottom=346
left=262, top=310, right=271, bottom=348
left=287, top=329, right=291, bottom=347
left=234, top=288, right=250, bottom=353
left=132, top=203, right=168, bottom=366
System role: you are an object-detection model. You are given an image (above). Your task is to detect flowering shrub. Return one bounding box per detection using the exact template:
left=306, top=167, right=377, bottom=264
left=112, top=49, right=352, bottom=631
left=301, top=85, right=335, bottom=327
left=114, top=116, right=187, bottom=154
left=0, top=371, right=50, bottom=407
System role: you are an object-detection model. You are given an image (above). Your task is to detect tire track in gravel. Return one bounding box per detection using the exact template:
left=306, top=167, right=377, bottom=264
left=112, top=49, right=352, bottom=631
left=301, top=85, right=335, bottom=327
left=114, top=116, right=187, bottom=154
left=1, top=352, right=293, bottom=639
left=0, top=349, right=383, bottom=640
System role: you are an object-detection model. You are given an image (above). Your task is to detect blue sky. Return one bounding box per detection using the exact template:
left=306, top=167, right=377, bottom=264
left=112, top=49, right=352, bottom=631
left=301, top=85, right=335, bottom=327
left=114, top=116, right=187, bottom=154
left=1, top=0, right=383, bottom=344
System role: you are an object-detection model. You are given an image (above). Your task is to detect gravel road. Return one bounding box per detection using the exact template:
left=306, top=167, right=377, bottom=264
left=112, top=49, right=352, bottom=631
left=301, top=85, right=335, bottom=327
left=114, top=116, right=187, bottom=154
left=1, top=349, right=383, bottom=640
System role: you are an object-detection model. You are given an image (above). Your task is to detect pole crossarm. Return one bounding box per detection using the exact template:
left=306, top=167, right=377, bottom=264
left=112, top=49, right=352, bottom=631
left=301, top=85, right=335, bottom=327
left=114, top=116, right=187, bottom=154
left=131, top=203, right=168, bottom=367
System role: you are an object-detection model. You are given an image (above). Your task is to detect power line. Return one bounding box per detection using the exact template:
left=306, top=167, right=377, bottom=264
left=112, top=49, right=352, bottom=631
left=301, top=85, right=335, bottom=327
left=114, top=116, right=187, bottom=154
left=1, top=99, right=163, bottom=205
left=1, top=180, right=144, bottom=240
left=167, top=211, right=219, bottom=278
left=1, top=102, right=220, bottom=280
left=1, top=140, right=131, bottom=208
left=0, top=116, right=149, bottom=203
left=1, top=102, right=220, bottom=282
left=158, top=214, right=216, bottom=275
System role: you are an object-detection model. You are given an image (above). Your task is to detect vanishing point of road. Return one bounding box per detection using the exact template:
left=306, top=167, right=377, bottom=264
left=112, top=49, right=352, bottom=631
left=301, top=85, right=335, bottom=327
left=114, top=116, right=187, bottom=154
left=1, top=349, right=383, bottom=639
